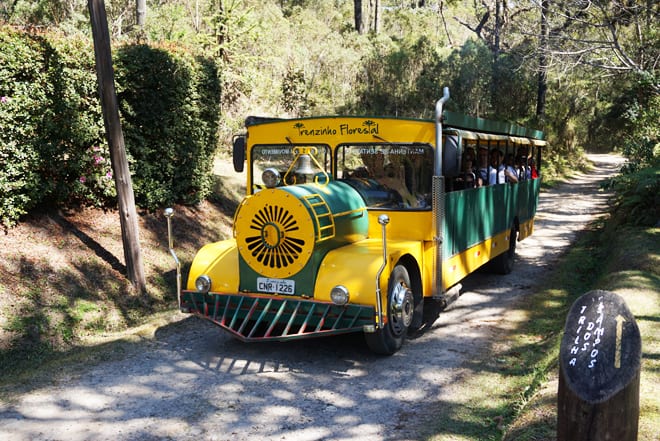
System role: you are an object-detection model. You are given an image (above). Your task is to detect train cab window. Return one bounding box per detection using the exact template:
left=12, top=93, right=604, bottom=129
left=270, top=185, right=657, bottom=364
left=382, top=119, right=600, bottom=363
left=250, top=144, right=330, bottom=192
left=336, top=143, right=434, bottom=209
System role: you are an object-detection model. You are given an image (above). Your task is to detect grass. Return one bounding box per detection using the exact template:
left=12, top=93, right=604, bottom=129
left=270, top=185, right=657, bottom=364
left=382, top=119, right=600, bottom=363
left=0, top=200, right=235, bottom=378
left=422, top=213, right=659, bottom=440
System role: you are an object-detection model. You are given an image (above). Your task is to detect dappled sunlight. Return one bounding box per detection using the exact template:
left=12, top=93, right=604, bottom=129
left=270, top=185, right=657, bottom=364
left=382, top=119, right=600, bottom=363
left=0, top=198, right=236, bottom=370
left=1, top=155, right=639, bottom=440
left=0, top=318, right=480, bottom=440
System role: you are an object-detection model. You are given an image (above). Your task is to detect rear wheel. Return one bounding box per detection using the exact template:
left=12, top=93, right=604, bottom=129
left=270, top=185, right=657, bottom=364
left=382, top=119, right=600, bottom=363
left=491, top=226, right=517, bottom=275
left=365, top=265, right=414, bottom=355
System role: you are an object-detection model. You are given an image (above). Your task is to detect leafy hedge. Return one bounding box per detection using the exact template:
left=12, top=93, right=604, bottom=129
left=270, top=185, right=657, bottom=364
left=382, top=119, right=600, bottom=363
left=0, top=28, right=221, bottom=228
left=115, top=45, right=220, bottom=209
left=605, top=160, right=660, bottom=227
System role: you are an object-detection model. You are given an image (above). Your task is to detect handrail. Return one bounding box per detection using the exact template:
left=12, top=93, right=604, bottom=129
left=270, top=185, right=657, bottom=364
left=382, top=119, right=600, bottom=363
left=164, top=208, right=182, bottom=310
left=374, top=214, right=390, bottom=329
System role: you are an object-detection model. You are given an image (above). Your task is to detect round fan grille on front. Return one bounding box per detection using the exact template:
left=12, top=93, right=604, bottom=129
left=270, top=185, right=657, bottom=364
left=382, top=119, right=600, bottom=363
left=235, top=189, right=315, bottom=278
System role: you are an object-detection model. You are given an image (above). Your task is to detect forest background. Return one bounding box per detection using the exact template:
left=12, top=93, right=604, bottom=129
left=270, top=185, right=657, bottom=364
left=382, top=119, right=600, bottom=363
left=1, top=0, right=658, bottom=229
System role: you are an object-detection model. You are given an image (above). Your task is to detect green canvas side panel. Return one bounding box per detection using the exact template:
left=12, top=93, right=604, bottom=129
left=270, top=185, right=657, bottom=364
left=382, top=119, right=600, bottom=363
left=443, top=178, right=541, bottom=258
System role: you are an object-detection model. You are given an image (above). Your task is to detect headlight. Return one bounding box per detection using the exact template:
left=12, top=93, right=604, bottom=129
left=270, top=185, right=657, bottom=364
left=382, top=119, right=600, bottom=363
left=262, top=168, right=280, bottom=188
left=330, top=285, right=349, bottom=305
left=195, top=275, right=211, bottom=293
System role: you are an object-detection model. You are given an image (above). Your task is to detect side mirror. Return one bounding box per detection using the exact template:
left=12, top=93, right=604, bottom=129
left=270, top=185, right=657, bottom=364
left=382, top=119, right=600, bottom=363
left=232, top=135, right=246, bottom=172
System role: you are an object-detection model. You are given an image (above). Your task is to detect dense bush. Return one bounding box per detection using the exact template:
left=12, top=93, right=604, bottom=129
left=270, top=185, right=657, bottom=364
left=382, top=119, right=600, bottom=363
left=115, top=45, right=220, bottom=210
left=606, top=163, right=660, bottom=227
left=0, top=28, right=221, bottom=227
left=0, top=30, right=93, bottom=227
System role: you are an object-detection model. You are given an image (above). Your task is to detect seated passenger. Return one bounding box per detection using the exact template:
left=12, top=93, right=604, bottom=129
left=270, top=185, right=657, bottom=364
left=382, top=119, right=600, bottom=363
left=477, top=147, right=489, bottom=186
left=488, top=149, right=506, bottom=185
left=504, top=153, right=519, bottom=183
left=454, top=158, right=477, bottom=190
left=528, top=158, right=539, bottom=179
left=515, top=155, right=528, bottom=181
left=378, top=162, right=419, bottom=207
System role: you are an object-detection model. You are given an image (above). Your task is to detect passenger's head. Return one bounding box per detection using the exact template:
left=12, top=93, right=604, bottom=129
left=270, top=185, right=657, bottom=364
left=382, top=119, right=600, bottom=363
left=384, top=162, right=397, bottom=178
left=490, top=149, right=503, bottom=165
left=477, top=147, right=489, bottom=166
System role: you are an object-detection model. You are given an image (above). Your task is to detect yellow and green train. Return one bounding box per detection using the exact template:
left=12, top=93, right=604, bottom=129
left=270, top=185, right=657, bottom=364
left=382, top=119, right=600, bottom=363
left=165, top=88, right=546, bottom=354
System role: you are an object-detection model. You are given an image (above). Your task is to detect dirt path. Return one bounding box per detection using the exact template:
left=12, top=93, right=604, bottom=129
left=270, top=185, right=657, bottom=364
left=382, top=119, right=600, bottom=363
left=0, top=154, right=624, bottom=441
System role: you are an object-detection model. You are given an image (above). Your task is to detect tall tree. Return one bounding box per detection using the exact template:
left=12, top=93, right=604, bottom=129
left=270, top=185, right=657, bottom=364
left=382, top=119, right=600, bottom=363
left=354, top=0, right=364, bottom=34
left=536, top=0, right=549, bottom=120
left=136, top=0, right=146, bottom=26
left=544, top=0, right=659, bottom=86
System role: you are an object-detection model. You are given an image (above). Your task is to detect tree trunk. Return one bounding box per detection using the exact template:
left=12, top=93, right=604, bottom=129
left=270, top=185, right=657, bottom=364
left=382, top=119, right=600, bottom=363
left=136, top=0, right=146, bottom=26
left=354, top=0, right=364, bottom=34
left=88, top=0, right=147, bottom=294
left=494, top=0, right=501, bottom=57
left=438, top=0, right=453, bottom=46
left=536, top=0, right=549, bottom=121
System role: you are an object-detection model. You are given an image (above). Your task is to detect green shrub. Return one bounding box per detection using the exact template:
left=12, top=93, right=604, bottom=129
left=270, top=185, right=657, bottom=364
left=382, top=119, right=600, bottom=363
left=36, top=35, right=109, bottom=207
left=606, top=164, right=660, bottom=227
left=0, top=30, right=49, bottom=227
left=0, top=28, right=221, bottom=227
left=115, top=44, right=221, bottom=209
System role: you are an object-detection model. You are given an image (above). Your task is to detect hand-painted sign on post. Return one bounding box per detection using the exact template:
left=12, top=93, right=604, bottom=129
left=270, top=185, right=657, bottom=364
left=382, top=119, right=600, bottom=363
left=557, top=290, right=641, bottom=441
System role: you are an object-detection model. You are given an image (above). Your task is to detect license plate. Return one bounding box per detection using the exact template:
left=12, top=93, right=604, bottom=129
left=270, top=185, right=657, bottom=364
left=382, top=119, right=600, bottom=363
left=257, top=277, right=295, bottom=295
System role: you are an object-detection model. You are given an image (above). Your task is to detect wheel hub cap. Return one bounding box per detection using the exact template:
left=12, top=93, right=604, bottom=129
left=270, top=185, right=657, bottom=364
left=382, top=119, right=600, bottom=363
left=390, top=283, right=414, bottom=334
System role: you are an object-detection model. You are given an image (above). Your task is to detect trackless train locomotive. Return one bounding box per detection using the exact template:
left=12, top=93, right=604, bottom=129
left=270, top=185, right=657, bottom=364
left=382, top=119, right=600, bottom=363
left=165, top=88, right=546, bottom=354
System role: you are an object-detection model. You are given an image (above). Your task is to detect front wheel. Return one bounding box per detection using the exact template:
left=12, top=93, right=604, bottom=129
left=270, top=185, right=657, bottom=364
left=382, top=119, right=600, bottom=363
left=365, top=265, right=414, bottom=355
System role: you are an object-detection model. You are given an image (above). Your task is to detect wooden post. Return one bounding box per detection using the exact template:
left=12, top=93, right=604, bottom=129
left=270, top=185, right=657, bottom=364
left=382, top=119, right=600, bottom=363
left=557, top=290, right=641, bottom=440
left=88, top=0, right=146, bottom=293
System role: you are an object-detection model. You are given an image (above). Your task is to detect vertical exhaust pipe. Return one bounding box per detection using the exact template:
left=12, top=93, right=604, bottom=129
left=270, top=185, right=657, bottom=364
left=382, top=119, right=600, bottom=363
left=432, top=87, right=450, bottom=298
left=434, top=87, right=450, bottom=176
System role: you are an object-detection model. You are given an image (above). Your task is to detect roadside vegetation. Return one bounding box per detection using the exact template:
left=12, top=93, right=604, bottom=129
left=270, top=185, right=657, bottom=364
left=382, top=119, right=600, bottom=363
left=425, top=154, right=659, bottom=440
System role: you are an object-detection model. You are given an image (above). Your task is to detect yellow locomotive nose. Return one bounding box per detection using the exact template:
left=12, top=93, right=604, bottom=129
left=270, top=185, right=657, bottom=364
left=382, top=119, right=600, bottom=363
left=235, top=188, right=316, bottom=278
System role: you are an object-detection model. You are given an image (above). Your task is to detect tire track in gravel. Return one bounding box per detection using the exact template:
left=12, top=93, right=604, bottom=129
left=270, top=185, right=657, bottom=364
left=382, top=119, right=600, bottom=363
left=0, top=154, right=624, bottom=441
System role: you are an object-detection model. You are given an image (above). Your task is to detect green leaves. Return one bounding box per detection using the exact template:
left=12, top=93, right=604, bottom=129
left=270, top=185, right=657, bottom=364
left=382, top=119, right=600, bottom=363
left=0, top=29, right=221, bottom=226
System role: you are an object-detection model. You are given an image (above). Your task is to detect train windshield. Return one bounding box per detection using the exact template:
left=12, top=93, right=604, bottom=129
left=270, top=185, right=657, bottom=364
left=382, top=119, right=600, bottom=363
left=251, top=144, right=330, bottom=190
left=335, top=143, right=434, bottom=209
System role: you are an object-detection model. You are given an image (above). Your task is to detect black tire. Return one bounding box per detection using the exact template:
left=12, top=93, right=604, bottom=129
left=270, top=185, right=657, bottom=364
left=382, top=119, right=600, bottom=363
left=365, top=265, right=414, bottom=355
left=491, top=226, right=517, bottom=275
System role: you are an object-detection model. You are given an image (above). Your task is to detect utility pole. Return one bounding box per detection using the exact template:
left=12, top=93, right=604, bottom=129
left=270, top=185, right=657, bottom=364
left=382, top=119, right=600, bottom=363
left=88, top=0, right=147, bottom=293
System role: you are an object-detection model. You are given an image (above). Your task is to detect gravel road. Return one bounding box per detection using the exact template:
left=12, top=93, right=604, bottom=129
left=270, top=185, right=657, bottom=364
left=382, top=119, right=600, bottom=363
left=0, top=154, right=624, bottom=441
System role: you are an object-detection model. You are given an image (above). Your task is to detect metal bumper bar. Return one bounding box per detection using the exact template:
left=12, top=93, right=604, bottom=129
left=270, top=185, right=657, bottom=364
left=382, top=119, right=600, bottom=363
left=181, top=291, right=375, bottom=342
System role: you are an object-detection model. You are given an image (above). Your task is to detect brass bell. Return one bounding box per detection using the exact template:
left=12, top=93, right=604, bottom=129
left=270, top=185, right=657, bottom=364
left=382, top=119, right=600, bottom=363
left=296, top=154, right=315, bottom=176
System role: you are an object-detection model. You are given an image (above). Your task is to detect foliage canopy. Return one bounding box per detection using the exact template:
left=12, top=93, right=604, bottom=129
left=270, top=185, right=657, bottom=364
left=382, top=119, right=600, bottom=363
left=1, top=0, right=658, bottom=226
